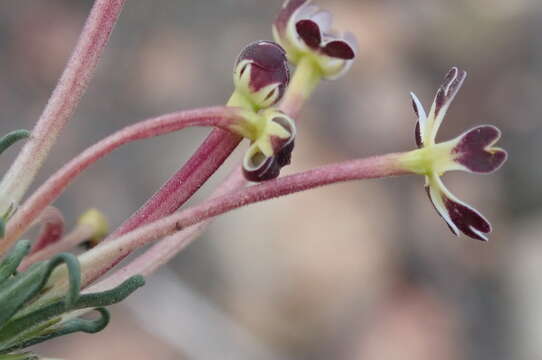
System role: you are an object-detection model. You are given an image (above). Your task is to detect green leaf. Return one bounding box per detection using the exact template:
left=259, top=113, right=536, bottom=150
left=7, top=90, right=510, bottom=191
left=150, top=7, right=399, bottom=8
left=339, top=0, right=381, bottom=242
left=0, top=275, right=144, bottom=350
left=0, top=131, right=30, bottom=156
left=0, top=254, right=80, bottom=330
left=0, top=241, right=30, bottom=285
left=1, top=308, right=108, bottom=353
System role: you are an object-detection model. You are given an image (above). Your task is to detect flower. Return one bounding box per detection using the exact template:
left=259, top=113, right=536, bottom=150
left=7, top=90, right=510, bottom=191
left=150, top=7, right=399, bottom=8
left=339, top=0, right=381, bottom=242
left=238, top=109, right=296, bottom=182
left=273, top=0, right=357, bottom=79
left=405, top=67, right=507, bottom=241
left=233, top=41, right=290, bottom=110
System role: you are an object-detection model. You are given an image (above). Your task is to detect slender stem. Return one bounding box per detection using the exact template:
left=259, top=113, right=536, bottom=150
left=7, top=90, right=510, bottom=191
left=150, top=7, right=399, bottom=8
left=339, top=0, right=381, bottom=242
left=45, top=152, right=411, bottom=295
left=0, top=0, right=126, bottom=216
left=90, top=168, right=246, bottom=291
left=1, top=107, right=243, bottom=254
left=279, top=56, right=322, bottom=118
left=108, top=92, right=249, bottom=238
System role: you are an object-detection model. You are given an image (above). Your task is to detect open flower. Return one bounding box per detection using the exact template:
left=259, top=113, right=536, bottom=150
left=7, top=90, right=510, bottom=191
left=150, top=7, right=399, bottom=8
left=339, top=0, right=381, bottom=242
left=233, top=40, right=290, bottom=110
left=403, top=67, right=507, bottom=240
left=273, top=0, right=357, bottom=79
left=234, top=109, right=296, bottom=182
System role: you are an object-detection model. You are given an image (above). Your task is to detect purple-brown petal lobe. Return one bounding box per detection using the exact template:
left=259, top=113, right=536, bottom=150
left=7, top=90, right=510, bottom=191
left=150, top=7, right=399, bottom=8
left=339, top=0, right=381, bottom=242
left=453, top=125, right=507, bottom=173
left=296, top=19, right=322, bottom=49
left=443, top=197, right=491, bottom=241
left=415, top=121, right=423, bottom=148
left=321, top=40, right=355, bottom=59
left=434, top=67, right=467, bottom=118
left=243, top=155, right=281, bottom=182
left=274, top=0, right=309, bottom=37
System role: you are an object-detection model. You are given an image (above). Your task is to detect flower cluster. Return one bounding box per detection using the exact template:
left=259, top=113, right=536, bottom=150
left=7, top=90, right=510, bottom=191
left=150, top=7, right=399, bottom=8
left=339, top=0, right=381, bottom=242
left=230, top=41, right=297, bottom=181
left=0, top=0, right=508, bottom=358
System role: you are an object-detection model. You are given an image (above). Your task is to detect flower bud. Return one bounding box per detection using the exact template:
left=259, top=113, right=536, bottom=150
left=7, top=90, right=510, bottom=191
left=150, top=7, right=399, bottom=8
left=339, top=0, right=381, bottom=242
left=242, top=110, right=296, bottom=182
left=233, top=41, right=290, bottom=110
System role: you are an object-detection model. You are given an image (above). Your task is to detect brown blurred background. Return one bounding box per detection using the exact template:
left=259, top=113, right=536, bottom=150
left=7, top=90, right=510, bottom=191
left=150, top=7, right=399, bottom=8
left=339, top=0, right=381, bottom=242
left=0, top=0, right=540, bottom=359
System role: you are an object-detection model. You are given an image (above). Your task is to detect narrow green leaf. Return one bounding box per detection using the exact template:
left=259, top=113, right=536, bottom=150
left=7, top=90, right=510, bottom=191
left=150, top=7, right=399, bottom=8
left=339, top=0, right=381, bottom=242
left=1, top=308, right=108, bottom=353
left=0, top=241, right=30, bottom=284
left=0, top=130, right=30, bottom=156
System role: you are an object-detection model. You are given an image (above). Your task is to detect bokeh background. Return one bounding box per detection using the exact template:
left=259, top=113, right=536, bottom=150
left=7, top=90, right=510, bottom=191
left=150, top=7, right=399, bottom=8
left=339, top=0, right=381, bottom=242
left=0, top=0, right=540, bottom=359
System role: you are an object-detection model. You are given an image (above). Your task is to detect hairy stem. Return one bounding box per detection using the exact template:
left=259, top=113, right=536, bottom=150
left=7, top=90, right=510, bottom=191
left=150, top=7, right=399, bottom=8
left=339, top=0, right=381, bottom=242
left=0, top=0, right=126, bottom=215
left=1, top=107, right=243, bottom=254
left=45, top=152, right=410, bottom=296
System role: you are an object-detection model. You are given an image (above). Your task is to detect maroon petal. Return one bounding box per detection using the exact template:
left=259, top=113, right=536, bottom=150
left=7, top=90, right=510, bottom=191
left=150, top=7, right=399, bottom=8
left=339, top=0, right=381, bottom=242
left=452, top=125, right=508, bottom=173
left=274, top=0, right=309, bottom=37
left=433, top=67, right=467, bottom=119
left=415, top=121, right=422, bottom=148
left=296, top=19, right=322, bottom=49
left=243, top=153, right=281, bottom=182
left=321, top=40, right=355, bottom=59
left=443, top=196, right=491, bottom=241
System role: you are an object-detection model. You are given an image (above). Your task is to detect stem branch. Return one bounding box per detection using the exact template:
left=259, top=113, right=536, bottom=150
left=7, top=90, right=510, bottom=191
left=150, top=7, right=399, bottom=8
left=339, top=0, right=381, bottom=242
left=69, top=152, right=409, bottom=290
left=1, top=107, right=243, bottom=253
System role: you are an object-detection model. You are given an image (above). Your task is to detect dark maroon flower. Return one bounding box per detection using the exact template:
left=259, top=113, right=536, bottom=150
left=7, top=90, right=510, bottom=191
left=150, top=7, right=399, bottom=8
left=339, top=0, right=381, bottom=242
left=233, top=41, right=290, bottom=110
left=273, top=0, right=357, bottom=79
left=242, top=110, right=296, bottom=182
left=407, top=67, right=507, bottom=241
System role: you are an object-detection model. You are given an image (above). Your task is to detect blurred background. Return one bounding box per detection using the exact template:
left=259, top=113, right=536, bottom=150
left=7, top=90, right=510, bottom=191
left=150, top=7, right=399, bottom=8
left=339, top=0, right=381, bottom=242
left=0, top=0, right=540, bottom=359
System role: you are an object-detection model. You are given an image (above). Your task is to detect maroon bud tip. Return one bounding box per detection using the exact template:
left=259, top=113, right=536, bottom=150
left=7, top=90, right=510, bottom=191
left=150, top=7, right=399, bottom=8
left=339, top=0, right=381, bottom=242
left=235, top=41, right=290, bottom=105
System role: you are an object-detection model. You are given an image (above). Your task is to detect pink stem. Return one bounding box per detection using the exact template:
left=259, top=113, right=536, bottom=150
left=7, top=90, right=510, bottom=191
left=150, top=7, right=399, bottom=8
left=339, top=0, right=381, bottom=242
left=30, top=206, right=65, bottom=254
left=1, top=107, right=243, bottom=253
left=110, top=129, right=242, bottom=237
left=78, top=153, right=410, bottom=288
left=0, top=0, right=126, bottom=216
left=91, top=168, right=246, bottom=291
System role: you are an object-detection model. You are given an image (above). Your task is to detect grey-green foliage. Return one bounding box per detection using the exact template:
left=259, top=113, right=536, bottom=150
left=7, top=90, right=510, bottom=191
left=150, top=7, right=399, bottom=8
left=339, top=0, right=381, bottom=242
left=0, top=240, right=145, bottom=358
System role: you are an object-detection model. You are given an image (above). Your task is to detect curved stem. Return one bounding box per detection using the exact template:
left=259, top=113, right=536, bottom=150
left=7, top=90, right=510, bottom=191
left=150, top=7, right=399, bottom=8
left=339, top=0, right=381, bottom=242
left=0, top=0, right=126, bottom=216
left=46, top=152, right=411, bottom=295
left=108, top=92, right=249, bottom=238
left=1, top=107, right=243, bottom=254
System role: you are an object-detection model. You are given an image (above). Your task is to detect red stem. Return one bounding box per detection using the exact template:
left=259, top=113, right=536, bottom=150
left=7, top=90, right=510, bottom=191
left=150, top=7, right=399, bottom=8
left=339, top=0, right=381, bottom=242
left=110, top=129, right=241, bottom=237
left=1, top=107, right=242, bottom=252
left=78, top=153, right=410, bottom=287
